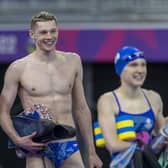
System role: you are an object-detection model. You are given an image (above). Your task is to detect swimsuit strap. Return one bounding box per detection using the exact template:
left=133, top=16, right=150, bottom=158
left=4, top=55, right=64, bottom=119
left=112, top=91, right=122, bottom=111
left=141, top=90, right=152, bottom=108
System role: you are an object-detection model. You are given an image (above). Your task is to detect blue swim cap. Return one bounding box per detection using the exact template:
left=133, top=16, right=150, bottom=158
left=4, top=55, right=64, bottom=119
left=114, top=46, right=145, bottom=75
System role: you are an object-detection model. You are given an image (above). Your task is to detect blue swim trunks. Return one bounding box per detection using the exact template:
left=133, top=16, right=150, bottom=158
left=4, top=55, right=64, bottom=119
left=41, top=140, right=79, bottom=168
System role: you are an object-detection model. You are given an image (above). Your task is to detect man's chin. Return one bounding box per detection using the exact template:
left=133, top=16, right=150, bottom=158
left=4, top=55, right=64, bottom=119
left=43, top=47, right=55, bottom=53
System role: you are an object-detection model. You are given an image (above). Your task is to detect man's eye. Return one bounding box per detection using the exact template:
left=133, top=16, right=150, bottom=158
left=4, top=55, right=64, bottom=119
left=40, top=31, right=47, bottom=34
left=51, top=30, right=56, bottom=33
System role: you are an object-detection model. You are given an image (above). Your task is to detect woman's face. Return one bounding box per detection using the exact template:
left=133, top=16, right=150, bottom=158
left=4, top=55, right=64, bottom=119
left=120, top=58, right=147, bottom=88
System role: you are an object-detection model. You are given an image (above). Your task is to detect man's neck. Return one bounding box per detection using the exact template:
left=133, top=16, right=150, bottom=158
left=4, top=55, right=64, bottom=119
left=33, top=50, right=57, bottom=63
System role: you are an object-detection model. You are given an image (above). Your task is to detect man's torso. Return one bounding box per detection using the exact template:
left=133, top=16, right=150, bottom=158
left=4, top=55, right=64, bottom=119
left=17, top=51, right=79, bottom=127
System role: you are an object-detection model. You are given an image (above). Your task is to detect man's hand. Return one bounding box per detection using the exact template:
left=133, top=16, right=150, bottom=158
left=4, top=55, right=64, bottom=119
left=15, top=132, right=46, bottom=153
left=88, top=152, right=103, bottom=168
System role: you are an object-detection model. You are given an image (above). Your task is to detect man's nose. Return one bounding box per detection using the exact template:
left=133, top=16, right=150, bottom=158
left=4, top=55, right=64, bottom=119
left=46, top=32, right=52, bottom=38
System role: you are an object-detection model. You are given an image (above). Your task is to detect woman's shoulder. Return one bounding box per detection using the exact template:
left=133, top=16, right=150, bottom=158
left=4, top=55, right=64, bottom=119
left=142, top=88, right=163, bottom=112
left=142, top=88, right=161, bottom=101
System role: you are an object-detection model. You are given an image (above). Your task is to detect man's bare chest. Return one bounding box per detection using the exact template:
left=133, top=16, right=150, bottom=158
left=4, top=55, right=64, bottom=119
left=20, top=65, right=75, bottom=95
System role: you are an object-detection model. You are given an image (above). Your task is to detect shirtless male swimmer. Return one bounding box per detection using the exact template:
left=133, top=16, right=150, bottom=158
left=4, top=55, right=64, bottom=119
left=0, top=11, right=102, bottom=168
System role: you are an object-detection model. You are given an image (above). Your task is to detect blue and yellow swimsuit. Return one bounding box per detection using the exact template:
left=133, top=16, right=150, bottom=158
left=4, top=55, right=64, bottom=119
left=112, top=90, right=156, bottom=138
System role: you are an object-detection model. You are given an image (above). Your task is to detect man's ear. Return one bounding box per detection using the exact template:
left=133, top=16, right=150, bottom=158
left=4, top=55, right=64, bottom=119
left=29, top=29, right=35, bottom=40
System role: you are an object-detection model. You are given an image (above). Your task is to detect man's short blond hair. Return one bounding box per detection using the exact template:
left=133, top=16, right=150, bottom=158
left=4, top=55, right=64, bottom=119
left=31, top=11, right=58, bottom=30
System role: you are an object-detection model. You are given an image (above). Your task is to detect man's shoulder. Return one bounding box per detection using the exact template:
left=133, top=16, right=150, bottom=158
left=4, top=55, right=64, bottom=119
left=57, top=50, right=80, bottom=61
left=57, top=50, right=79, bottom=56
left=56, top=51, right=82, bottom=69
left=8, top=55, right=30, bottom=72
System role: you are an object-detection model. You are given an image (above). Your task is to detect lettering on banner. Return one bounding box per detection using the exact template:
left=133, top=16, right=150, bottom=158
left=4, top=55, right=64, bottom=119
left=0, top=35, right=17, bottom=54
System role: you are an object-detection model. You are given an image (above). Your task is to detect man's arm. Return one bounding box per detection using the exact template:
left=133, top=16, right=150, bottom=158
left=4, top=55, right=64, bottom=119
left=0, top=61, right=44, bottom=152
left=72, top=55, right=102, bottom=168
left=0, top=62, right=22, bottom=144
